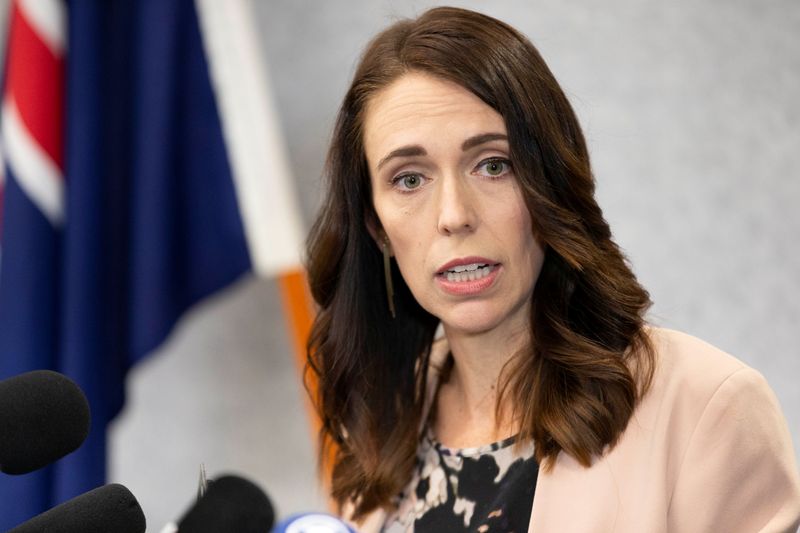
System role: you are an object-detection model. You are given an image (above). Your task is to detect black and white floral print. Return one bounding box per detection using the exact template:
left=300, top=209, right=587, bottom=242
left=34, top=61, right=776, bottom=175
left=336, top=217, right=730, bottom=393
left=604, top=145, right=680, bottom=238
left=382, top=429, right=538, bottom=533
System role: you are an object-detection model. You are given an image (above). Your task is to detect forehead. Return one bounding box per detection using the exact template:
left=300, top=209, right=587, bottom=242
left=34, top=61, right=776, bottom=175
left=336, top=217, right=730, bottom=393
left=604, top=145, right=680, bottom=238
left=363, top=72, right=506, bottom=156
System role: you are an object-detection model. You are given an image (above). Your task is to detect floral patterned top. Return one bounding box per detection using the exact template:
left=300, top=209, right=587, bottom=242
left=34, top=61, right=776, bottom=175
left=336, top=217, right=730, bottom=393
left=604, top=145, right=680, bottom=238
left=382, top=429, right=539, bottom=532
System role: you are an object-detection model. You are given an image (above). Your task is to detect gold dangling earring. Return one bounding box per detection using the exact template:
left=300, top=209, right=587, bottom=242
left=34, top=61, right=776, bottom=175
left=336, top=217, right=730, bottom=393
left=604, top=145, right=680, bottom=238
left=382, top=237, right=396, bottom=319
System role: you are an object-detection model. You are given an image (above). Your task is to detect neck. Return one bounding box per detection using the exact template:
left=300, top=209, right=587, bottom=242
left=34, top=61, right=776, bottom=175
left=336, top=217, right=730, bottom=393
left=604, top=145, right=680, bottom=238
left=447, top=326, right=526, bottom=399
left=434, top=318, right=529, bottom=447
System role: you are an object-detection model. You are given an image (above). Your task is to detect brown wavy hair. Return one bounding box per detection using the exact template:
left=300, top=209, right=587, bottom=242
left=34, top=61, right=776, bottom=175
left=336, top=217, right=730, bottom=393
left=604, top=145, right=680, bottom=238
left=305, top=6, right=654, bottom=520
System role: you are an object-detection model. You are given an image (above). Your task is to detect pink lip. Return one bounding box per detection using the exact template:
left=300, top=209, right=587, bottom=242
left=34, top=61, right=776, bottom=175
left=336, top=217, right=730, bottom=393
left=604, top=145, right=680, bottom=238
left=436, top=256, right=498, bottom=274
left=435, top=256, right=501, bottom=296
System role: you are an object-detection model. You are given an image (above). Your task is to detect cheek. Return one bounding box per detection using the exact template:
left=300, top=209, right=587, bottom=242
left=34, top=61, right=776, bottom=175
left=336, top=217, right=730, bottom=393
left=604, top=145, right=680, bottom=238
left=388, top=231, right=426, bottom=276
left=381, top=220, right=432, bottom=297
left=375, top=209, right=419, bottom=265
left=503, top=199, right=543, bottom=267
left=374, top=197, right=426, bottom=254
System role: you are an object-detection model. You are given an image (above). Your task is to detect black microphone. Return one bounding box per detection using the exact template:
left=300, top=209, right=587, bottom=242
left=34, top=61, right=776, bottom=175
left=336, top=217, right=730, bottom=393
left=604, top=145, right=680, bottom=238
left=0, top=369, right=91, bottom=474
left=8, top=483, right=146, bottom=533
left=170, top=474, right=275, bottom=532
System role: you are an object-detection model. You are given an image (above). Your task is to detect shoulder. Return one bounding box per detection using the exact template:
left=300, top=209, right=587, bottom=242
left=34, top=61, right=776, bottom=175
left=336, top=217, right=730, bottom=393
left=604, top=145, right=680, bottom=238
left=635, top=327, right=800, bottom=530
left=646, top=326, right=747, bottom=384
left=638, top=326, right=786, bottom=451
left=643, top=326, right=787, bottom=439
left=642, top=326, right=768, bottom=411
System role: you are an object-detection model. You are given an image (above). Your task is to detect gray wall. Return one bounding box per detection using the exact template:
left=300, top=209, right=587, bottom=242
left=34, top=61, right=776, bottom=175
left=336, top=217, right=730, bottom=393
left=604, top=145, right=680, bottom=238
left=2, top=0, right=792, bottom=529
left=247, top=0, right=800, bottom=460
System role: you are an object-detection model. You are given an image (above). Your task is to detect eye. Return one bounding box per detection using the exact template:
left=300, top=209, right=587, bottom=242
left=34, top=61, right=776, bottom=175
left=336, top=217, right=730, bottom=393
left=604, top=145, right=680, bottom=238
left=475, top=157, right=512, bottom=179
left=391, top=172, right=425, bottom=191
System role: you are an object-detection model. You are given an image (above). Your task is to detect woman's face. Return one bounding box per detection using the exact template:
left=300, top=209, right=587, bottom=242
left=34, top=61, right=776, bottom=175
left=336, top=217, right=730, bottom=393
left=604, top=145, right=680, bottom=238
left=363, top=72, right=545, bottom=337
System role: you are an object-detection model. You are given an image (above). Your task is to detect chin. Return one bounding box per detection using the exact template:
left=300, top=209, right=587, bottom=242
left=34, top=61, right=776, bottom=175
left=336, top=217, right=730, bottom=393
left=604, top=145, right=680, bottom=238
left=436, top=309, right=506, bottom=336
left=431, top=297, right=531, bottom=340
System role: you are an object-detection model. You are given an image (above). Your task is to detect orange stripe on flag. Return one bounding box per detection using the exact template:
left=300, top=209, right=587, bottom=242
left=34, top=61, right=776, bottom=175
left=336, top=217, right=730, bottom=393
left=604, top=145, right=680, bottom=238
left=277, top=269, right=317, bottom=424
left=278, top=269, right=341, bottom=506
left=278, top=270, right=314, bottom=362
left=278, top=269, right=339, bottom=503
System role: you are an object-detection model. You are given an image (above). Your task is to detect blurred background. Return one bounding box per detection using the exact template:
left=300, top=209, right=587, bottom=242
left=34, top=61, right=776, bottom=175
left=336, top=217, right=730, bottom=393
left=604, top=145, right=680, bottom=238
left=0, top=0, right=798, bottom=530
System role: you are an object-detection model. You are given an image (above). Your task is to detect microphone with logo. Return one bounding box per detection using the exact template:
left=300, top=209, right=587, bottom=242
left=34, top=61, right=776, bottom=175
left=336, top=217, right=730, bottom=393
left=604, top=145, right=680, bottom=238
left=272, top=512, right=356, bottom=532
left=0, top=369, right=91, bottom=475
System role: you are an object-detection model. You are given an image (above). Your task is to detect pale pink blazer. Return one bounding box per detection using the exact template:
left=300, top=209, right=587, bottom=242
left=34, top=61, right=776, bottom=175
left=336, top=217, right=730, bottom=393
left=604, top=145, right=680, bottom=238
left=348, top=328, right=800, bottom=532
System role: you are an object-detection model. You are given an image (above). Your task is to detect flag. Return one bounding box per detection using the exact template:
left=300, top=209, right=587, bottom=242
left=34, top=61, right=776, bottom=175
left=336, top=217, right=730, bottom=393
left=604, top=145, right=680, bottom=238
left=0, top=0, right=311, bottom=528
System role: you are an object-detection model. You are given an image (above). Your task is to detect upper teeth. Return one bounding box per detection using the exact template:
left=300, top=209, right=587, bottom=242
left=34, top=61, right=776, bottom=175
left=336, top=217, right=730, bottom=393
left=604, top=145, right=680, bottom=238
left=445, top=264, right=494, bottom=283
left=448, top=263, right=486, bottom=273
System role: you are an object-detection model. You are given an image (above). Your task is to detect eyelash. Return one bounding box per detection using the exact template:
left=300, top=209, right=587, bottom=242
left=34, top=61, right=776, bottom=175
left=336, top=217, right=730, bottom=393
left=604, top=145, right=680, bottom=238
left=389, top=157, right=513, bottom=193
left=390, top=172, right=425, bottom=192
left=474, top=157, right=513, bottom=179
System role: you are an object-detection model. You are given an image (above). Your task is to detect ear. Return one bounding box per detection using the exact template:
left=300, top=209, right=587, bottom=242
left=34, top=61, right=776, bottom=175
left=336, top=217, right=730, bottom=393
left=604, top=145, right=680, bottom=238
left=366, top=217, right=381, bottom=245
left=365, top=211, right=393, bottom=253
left=366, top=217, right=394, bottom=257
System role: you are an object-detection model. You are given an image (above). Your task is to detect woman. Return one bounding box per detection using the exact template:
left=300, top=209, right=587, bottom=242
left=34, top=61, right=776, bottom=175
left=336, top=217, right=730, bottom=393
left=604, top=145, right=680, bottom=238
left=305, top=7, right=800, bottom=532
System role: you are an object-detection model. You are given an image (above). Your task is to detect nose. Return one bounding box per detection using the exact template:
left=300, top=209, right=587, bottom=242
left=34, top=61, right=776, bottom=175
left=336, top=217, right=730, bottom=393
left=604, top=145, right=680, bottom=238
left=436, top=174, right=477, bottom=235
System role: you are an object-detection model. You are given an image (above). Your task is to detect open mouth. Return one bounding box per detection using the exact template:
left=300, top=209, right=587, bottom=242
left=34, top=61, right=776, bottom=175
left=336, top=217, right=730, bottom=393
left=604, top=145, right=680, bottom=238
left=440, top=263, right=498, bottom=283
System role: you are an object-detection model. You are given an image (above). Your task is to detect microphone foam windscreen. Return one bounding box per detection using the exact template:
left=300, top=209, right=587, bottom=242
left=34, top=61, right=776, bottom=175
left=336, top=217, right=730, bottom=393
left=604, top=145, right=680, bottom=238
left=8, top=483, right=146, bottom=533
left=178, top=475, right=275, bottom=533
left=0, top=370, right=91, bottom=474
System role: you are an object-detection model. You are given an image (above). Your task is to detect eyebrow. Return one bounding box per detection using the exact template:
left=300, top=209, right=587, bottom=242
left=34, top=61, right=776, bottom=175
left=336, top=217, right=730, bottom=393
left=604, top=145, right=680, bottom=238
left=376, top=146, right=426, bottom=171
left=461, top=132, right=508, bottom=151
left=375, top=132, right=508, bottom=171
